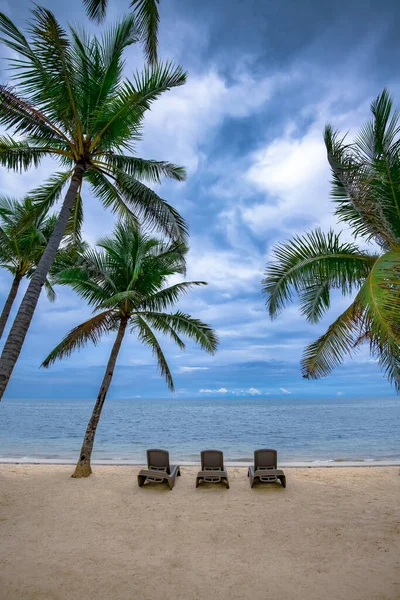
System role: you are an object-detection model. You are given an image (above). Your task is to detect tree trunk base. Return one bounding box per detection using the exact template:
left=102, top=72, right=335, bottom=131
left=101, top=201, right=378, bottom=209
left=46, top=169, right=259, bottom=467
left=72, top=461, right=92, bottom=478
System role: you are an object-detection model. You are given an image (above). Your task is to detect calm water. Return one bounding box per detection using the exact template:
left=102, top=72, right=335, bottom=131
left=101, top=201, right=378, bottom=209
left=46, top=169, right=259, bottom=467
left=0, top=396, right=399, bottom=463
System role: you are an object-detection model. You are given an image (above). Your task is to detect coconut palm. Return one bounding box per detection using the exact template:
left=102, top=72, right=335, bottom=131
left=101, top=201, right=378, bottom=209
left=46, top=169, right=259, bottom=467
left=42, top=222, right=218, bottom=477
left=84, top=0, right=160, bottom=65
left=0, top=7, right=188, bottom=401
left=0, top=197, right=57, bottom=338
left=263, top=89, right=400, bottom=391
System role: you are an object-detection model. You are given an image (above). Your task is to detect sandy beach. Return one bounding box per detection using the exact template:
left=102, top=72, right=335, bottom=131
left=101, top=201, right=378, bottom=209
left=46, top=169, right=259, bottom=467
left=0, top=465, right=399, bottom=600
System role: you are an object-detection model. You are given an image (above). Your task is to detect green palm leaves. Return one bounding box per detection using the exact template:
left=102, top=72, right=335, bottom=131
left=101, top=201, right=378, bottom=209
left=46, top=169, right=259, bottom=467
left=42, top=223, right=217, bottom=477
left=263, top=90, right=400, bottom=390
left=0, top=197, right=57, bottom=334
left=83, top=0, right=160, bottom=65
left=43, top=223, right=218, bottom=391
left=0, top=8, right=187, bottom=239
left=0, top=7, right=188, bottom=401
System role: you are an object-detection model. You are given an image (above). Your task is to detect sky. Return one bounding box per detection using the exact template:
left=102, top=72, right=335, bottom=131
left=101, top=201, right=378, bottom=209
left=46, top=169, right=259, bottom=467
left=0, top=0, right=399, bottom=400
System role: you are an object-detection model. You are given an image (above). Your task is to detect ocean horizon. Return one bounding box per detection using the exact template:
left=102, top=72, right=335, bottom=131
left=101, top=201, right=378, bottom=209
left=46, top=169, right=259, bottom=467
left=1, top=395, right=399, bottom=464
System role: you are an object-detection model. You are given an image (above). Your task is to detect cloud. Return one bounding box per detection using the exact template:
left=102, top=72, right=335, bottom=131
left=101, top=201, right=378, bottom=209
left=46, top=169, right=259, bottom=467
left=184, top=243, right=263, bottom=293
left=243, top=123, right=329, bottom=236
left=140, top=69, right=287, bottom=173
left=199, top=387, right=228, bottom=393
left=280, top=388, right=292, bottom=395
left=179, top=366, right=209, bottom=373
left=248, top=387, right=261, bottom=395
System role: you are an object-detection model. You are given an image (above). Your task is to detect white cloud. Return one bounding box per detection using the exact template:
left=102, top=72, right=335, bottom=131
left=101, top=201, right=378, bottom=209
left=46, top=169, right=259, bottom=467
left=239, top=86, right=379, bottom=247
left=199, top=387, right=228, bottom=393
left=179, top=366, right=209, bottom=373
left=248, top=387, right=261, bottom=395
left=280, top=388, right=292, bottom=395
left=185, top=243, right=263, bottom=292
left=243, top=124, right=330, bottom=236
left=140, top=69, right=287, bottom=173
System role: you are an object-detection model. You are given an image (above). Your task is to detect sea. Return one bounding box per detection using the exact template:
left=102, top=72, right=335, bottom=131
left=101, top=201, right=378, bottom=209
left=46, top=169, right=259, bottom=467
left=0, top=396, right=399, bottom=465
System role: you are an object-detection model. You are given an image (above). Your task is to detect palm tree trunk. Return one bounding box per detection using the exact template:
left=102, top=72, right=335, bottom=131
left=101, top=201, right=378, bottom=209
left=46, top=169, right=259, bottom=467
left=0, top=275, right=22, bottom=339
left=0, top=163, right=85, bottom=402
left=72, top=316, right=128, bottom=478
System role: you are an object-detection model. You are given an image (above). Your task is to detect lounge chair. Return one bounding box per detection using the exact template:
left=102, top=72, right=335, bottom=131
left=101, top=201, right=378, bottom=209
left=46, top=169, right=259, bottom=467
left=248, top=449, right=286, bottom=488
left=137, top=449, right=180, bottom=490
left=195, top=450, right=229, bottom=489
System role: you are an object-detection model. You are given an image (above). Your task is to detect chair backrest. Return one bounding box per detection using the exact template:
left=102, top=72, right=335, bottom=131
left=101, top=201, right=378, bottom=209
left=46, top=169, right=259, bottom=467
left=254, top=449, right=277, bottom=470
left=201, top=450, right=224, bottom=471
left=147, top=449, right=170, bottom=474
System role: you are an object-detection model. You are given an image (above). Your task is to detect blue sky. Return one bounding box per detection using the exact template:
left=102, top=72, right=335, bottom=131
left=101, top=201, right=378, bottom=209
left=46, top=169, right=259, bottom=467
left=0, top=0, right=399, bottom=399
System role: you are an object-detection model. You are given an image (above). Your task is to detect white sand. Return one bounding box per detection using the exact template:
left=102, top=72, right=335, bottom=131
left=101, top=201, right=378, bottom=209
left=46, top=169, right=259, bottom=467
left=0, top=465, right=399, bottom=600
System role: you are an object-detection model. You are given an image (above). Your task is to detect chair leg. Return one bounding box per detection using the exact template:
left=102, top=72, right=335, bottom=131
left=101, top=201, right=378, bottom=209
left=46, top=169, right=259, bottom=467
left=280, top=476, right=286, bottom=488
left=137, top=475, right=146, bottom=487
left=225, top=478, right=230, bottom=489
left=195, top=477, right=200, bottom=488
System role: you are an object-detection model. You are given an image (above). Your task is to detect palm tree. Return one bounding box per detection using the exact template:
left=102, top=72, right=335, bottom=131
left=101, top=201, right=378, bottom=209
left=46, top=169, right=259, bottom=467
left=84, top=0, right=160, bottom=65
left=0, top=7, right=188, bottom=401
left=42, top=222, right=218, bottom=477
left=262, top=89, right=400, bottom=391
left=0, top=197, right=57, bottom=338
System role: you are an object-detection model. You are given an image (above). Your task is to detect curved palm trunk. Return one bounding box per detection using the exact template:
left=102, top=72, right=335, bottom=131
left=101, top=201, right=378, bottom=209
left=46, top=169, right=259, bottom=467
left=72, top=317, right=128, bottom=478
left=0, top=275, right=22, bottom=339
left=0, top=163, right=85, bottom=402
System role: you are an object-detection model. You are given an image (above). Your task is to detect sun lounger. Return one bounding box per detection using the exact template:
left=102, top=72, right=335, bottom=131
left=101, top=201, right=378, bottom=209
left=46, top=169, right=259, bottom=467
left=248, top=449, right=286, bottom=488
left=137, top=449, right=180, bottom=490
left=195, top=450, right=229, bottom=488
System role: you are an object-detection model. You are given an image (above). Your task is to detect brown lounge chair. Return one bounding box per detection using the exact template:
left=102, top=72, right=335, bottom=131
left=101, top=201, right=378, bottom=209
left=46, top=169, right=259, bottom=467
left=248, top=449, right=286, bottom=488
left=137, top=449, right=180, bottom=490
left=195, top=450, right=229, bottom=489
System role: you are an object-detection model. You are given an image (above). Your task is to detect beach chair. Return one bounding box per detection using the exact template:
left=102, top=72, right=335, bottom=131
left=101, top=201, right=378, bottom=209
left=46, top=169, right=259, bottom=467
left=248, top=449, right=286, bottom=488
left=137, top=449, right=180, bottom=490
left=195, top=450, right=229, bottom=489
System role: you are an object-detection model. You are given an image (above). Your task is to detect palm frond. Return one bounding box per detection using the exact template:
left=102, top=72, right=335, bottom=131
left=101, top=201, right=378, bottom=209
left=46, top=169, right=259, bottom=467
left=52, top=262, right=114, bottom=307
left=263, top=228, right=375, bottom=322
left=43, top=279, right=56, bottom=302
left=298, top=282, right=331, bottom=323
left=302, top=251, right=400, bottom=390
left=90, top=61, right=186, bottom=151
left=116, top=171, right=188, bottom=240
left=83, top=0, right=108, bottom=21
left=324, top=91, right=400, bottom=249
left=0, top=85, right=72, bottom=147
left=84, top=168, right=139, bottom=224
left=72, top=15, right=139, bottom=127
left=95, top=155, right=186, bottom=183
left=142, top=282, right=206, bottom=311
left=27, top=170, right=74, bottom=216
left=0, top=136, right=55, bottom=171
left=137, top=311, right=219, bottom=354
left=64, top=193, right=84, bottom=245
left=41, top=310, right=116, bottom=367
left=133, top=314, right=174, bottom=390
left=301, top=301, right=362, bottom=379
left=29, top=6, right=80, bottom=141
left=130, top=0, right=160, bottom=65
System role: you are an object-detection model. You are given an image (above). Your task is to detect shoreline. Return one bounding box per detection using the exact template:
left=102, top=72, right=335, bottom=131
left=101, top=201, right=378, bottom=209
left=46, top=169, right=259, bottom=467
left=1, top=457, right=399, bottom=467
